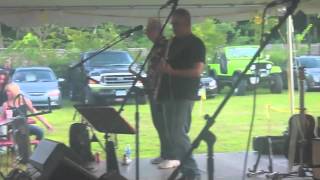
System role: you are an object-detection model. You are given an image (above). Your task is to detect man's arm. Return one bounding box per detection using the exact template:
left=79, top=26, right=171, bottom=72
left=160, top=62, right=204, bottom=78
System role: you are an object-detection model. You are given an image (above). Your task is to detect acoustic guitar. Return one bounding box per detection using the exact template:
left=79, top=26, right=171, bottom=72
left=285, top=67, right=315, bottom=169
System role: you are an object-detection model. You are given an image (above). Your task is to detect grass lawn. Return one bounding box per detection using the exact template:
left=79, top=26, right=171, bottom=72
left=42, top=89, right=320, bottom=158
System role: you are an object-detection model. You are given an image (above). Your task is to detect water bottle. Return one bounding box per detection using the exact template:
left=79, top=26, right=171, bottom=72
left=122, top=144, right=132, bottom=165
left=95, top=152, right=100, bottom=163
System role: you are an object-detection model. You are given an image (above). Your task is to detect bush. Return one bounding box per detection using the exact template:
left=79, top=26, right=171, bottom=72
left=265, top=45, right=289, bottom=67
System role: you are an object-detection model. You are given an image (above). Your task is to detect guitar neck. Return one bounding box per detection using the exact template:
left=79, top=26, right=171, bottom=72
left=298, top=67, right=306, bottom=115
left=299, top=79, right=305, bottom=115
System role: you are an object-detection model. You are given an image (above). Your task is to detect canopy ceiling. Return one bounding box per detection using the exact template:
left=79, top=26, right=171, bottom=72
left=0, top=0, right=318, bottom=27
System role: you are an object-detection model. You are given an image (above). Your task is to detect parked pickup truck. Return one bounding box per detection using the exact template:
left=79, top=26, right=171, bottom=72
left=68, top=50, right=146, bottom=104
left=207, top=45, right=283, bottom=95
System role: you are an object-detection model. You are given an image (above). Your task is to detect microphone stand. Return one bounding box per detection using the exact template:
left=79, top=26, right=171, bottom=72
left=116, top=1, right=179, bottom=180
left=68, top=28, right=142, bottom=178
left=168, top=0, right=300, bottom=179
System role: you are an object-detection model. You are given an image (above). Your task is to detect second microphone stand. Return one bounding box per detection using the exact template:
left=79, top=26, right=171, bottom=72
left=116, top=1, right=179, bottom=180
left=168, top=0, right=300, bottom=179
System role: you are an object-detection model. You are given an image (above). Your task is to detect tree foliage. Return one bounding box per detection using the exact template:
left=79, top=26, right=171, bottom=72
left=1, top=19, right=235, bottom=70
left=0, top=17, right=296, bottom=77
left=193, top=19, right=233, bottom=63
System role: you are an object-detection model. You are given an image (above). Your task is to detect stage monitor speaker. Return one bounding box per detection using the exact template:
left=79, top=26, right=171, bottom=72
left=29, top=139, right=97, bottom=180
left=46, top=157, right=97, bottom=180
left=312, top=138, right=320, bottom=179
left=98, top=172, right=127, bottom=180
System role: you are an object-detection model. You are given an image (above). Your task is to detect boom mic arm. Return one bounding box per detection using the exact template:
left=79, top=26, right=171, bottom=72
left=120, top=25, right=143, bottom=37
left=160, top=0, right=178, bottom=9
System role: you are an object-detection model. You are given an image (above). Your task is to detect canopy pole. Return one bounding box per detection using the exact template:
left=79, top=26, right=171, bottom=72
left=287, top=15, right=295, bottom=115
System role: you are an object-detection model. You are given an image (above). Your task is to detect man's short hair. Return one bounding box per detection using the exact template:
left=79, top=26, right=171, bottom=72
left=173, top=8, right=191, bottom=25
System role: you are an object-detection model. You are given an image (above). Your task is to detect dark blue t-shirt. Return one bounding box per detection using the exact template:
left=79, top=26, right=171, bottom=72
left=158, top=34, right=205, bottom=100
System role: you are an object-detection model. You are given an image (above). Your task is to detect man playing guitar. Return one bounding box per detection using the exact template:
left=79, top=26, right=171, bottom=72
left=144, top=18, right=173, bottom=166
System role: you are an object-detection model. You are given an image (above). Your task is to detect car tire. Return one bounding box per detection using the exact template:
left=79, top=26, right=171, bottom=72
left=208, top=69, right=217, bottom=79
left=232, top=74, right=247, bottom=96
left=216, top=80, right=224, bottom=93
left=54, top=105, right=62, bottom=109
left=83, top=88, right=96, bottom=105
left=55, top=97, right=63, bottom=109
left=270, top=74, right=283, bottom=94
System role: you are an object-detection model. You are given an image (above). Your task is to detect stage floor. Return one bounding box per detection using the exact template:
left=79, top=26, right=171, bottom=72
left=88, top=152, right=314, bottom=180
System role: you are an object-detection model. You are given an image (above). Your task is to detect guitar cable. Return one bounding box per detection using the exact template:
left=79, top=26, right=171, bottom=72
left=241, top=70, right=259, bottom=180
left=241, top=4, right=269, bottom=179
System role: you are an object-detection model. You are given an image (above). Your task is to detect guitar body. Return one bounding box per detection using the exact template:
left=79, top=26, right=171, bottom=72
left=285, top=114, right=315, bottom=165
left=284, top=67, right=316, bottom=167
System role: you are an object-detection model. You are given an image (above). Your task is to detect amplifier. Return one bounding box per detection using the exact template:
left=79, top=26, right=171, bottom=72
left=312, top=138, right=320, bottom=179
left=252, top=136, right=285, bottom=155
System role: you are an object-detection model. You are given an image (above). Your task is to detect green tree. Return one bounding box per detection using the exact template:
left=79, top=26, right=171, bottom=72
left=231, top=17, right=279, bottom=45
left=193, top=19, right=233, bottom=63
left=1, top=19, right=237, bottom=76
left=3, top=33, right=44, bottom=65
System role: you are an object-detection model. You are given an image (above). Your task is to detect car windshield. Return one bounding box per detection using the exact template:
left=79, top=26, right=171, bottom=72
left=13, top=69, right=56, bottom=82
left=226, top=47, right=258, bottom=59
left=297, top=58, right=320, bottom=68
left=84, top=51, right=133, bottom=67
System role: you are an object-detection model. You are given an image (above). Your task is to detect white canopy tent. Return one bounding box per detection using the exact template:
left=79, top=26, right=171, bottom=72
left=0, top=0, right=318, bottom=27
left=0, top=0, right=318, bottom=114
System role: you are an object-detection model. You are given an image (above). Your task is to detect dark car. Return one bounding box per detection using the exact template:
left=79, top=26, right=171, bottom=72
left=283, top=56, right=320, bottom=90
left=197, top=74, right=218, bottom=99
left=12, top=67, right=64, bottom=107
left=68, top=50, right=145, bottom=104
left=296, top=56, right=320, bottom=90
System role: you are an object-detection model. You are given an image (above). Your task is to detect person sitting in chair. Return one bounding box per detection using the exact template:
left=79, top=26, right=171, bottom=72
left=0, top=70, right=10, bottom=105
left=0, top=71, right=10, bottom=154
left=0, top=83, right=53, bottom=140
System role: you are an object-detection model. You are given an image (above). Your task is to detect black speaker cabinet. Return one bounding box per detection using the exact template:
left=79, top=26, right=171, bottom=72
left=29, top=139, right=97, bottom=180
left=98, top=172, right=127, bottom=180
left=312, top=138, right=320, bottom=179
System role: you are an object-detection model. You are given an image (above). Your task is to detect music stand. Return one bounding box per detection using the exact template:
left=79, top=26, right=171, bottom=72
left=74, top=105, right=135, bottom=179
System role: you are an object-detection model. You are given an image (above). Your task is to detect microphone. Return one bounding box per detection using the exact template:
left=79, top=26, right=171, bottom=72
left=120, top=25, right=143, bottom=36
left=160, top=0, right=178, bottom=10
